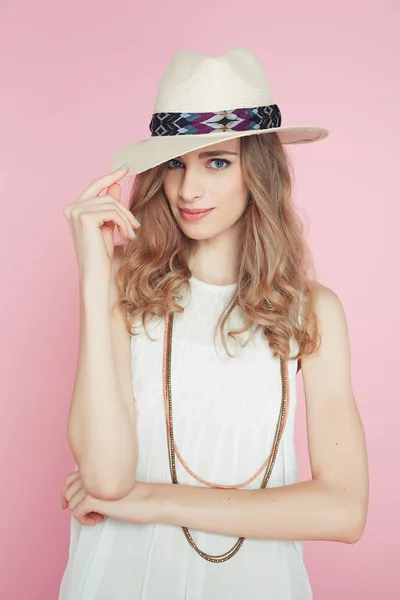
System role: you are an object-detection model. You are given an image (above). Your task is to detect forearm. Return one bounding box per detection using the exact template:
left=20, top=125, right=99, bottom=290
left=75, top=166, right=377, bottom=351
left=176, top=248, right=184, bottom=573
left=147, top=478, right=362, bottom=544
left=68, top=278, right=137, bottom=499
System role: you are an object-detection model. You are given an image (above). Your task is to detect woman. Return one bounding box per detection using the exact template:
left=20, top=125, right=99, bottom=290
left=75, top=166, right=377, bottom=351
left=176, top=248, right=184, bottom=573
left=59, top=47, right=369, bottom=600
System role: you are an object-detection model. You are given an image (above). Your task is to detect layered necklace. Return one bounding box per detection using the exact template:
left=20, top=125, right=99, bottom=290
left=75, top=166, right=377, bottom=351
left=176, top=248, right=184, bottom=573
left=162, top=311, right=290, bottom=563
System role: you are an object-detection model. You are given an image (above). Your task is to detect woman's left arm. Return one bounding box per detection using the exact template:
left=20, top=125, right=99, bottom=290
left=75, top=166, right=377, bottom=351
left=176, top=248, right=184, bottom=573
left=140, top=284, right=369, bottom=544
left=71, top=284, right=369, bottom=543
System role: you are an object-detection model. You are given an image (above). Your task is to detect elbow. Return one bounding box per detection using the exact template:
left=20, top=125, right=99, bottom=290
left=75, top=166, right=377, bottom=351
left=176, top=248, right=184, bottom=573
left=342, top=501, right=368, bottom=544
left=73, top=446, right=139, bottom=501
left=85, top=477, right=137, bottom=501
left=80, top=469, right=137, bottom=501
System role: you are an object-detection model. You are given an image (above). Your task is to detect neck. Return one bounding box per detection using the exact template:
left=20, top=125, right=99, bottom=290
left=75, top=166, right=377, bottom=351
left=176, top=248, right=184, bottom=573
left=188, top=229, right=239, bottom=286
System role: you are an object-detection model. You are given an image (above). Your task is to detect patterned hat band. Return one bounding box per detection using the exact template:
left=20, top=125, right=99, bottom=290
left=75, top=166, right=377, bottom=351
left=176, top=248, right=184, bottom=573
left=149, top=104, right=282, bottom=137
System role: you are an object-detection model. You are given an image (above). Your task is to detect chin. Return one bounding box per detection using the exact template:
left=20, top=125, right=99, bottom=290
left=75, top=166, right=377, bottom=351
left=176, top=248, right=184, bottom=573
left=183, top=230, right=215, bottom=241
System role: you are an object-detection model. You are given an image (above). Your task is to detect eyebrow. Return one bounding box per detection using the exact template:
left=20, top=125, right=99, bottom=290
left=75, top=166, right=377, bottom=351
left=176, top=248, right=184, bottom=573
left=176, top=150, right=239, bottom=159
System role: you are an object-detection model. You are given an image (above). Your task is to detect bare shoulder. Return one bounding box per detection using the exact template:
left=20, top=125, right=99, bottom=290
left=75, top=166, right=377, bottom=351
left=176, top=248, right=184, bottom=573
left=309, top=281, right=348, bottom=333
left=297, top=281, right=348, bottom=373
left=302, top=280, right=351, bottom=379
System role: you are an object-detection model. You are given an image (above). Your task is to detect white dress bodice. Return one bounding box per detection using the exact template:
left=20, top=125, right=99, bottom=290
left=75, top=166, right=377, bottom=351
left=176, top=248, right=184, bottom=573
left=58, top=276, right=312, bottom=600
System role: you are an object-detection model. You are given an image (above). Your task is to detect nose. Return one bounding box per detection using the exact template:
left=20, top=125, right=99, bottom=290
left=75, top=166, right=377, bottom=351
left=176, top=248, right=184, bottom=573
left=178, top=165, right=205, bottom=203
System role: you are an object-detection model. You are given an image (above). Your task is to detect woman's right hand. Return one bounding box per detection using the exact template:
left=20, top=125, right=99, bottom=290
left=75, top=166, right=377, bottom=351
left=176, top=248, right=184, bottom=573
left=63, top=165, right=140, bottom=282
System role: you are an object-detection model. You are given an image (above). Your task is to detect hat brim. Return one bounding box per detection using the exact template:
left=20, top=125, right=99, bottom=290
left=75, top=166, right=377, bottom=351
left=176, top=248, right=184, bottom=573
left=110, top=126, right=329, bottom=176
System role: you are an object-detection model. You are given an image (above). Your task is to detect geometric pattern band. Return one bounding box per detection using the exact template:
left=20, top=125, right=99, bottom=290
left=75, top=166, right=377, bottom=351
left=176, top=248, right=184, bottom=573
left=149, top=104, right=282, bottom=136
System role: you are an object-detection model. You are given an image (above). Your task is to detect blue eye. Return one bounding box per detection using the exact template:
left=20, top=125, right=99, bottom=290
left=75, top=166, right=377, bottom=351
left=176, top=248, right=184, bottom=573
left=209, top=159, right=231, bottom=169
left=166, top=158, right=231, bottom=170
left=166, top=159, right=183, bottom=169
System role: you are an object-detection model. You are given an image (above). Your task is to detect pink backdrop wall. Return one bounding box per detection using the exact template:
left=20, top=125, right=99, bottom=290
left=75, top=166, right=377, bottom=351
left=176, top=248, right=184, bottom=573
left=1, top=1, right=398, bottom=598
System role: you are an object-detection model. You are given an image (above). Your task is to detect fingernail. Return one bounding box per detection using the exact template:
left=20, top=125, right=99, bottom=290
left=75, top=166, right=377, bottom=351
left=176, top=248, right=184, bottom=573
left=135, top=218, right=141, bottom=226
left=118, top=163, right=128, bottom=170
left=61, top=500, right=65, bottom=509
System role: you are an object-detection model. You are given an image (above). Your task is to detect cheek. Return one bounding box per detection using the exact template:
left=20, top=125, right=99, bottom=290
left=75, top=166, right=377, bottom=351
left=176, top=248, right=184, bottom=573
left=162, top=173, right=177, bottom=195
left=217, top=179, right=248, bottom=217
left=223, top=198, right=247, bottom=224
left=162, top=179, right=172, bottom=200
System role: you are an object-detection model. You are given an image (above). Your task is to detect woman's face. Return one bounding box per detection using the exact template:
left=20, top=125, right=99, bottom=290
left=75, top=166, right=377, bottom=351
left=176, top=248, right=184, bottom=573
left=163, top=138, right=248, bottom=241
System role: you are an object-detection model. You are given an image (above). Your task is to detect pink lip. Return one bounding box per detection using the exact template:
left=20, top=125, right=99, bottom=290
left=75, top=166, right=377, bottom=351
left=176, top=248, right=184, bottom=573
left=179, top=208, right=214, bottom=213
left=179, top=208, right=214, bottom=222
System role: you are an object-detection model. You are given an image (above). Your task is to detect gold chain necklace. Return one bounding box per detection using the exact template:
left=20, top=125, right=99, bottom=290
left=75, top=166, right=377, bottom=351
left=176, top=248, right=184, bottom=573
left=162, top=311, right=290, bottom=563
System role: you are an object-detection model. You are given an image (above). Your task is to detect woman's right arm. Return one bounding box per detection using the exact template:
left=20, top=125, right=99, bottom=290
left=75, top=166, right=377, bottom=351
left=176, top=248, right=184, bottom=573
left=67, top=249, right=138, bottom=501
left=64, top=165, right=140, bottom=501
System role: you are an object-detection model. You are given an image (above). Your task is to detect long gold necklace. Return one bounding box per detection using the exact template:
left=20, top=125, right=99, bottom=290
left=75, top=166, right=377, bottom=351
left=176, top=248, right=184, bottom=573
left=162, top=310, right=290, bottom=563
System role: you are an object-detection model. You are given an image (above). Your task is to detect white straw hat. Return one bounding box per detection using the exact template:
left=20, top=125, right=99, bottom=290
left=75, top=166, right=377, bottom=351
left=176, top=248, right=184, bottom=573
left=110, top=46, right=329, bottom=176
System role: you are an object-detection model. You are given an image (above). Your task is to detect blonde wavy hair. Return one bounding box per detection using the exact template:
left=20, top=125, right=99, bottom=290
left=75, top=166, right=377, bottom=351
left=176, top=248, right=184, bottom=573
left=116, top=132, right=321, bottom=362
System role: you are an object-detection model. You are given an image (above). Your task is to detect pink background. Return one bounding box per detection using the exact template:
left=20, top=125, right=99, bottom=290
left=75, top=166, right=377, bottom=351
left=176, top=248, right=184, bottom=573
left=1, top=1, right=398, bottom=598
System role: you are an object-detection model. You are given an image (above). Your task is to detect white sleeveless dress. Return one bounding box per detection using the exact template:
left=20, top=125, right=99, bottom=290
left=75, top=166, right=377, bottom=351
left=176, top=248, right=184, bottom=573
left=58, top=276, right=312, bottom=600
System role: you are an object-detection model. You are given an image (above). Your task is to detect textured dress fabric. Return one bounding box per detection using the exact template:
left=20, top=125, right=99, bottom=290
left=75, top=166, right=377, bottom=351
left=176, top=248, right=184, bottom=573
left=58, top=276, right=313, bottom=600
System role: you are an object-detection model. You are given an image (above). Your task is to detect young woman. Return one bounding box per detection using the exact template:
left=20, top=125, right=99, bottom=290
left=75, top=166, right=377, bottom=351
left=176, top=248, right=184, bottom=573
left=59, top=47, right=369, bottom=600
